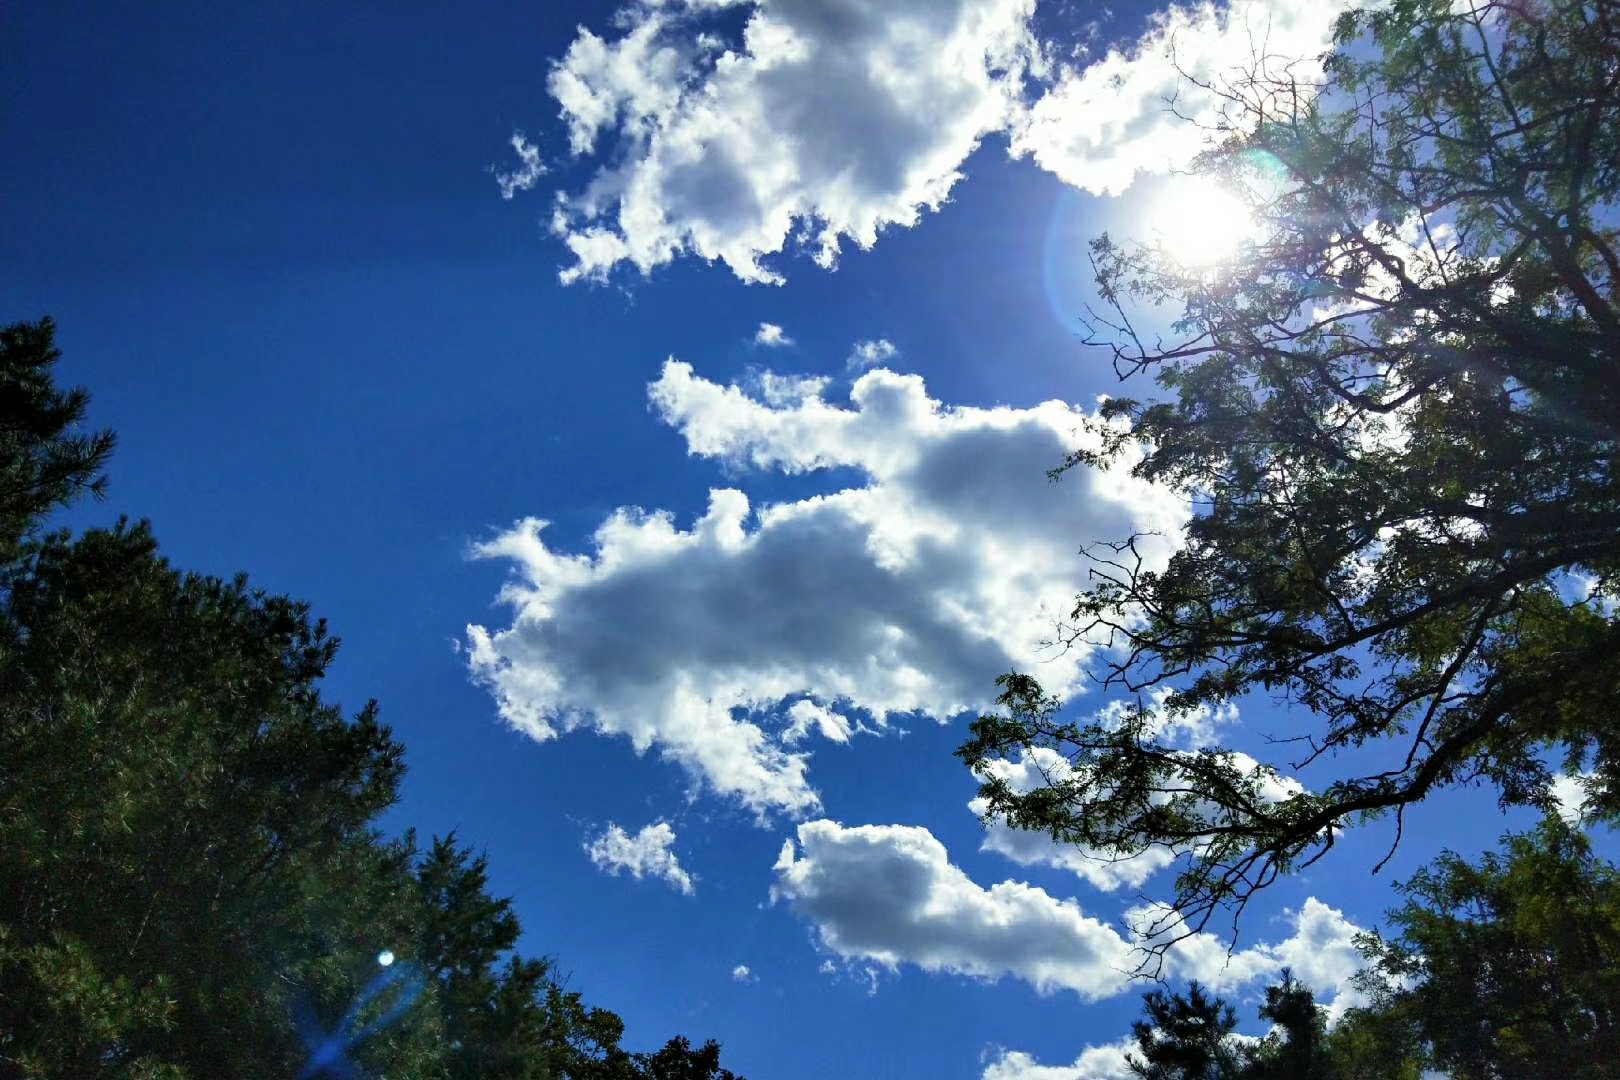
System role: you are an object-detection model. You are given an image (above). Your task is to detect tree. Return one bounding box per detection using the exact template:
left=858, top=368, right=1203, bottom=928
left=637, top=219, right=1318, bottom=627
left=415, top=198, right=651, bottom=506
left=1241, top=973, right=1328, bottom=1080
left=0, top=517, right=426, bottom=1074
left=0, top=316, right=114, bottom=561
left=960, top=0, right=1620, bottom=944
left=633, top=1037, right=741, bottom=1080
left=0, top=317, right=746, bottom=1079
left=1127, top=981, right=1245, bottom=1080
left=1123, top=973, right=1425, bottom=1080
left=1355, top=817, right=1620, bottom=1078
left=1314, top=1006, right=1423, bottom=1080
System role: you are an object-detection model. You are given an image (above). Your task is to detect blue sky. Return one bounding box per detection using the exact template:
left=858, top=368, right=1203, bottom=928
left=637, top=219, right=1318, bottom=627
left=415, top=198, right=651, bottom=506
left=1, top=2, right=1576, bottom=1077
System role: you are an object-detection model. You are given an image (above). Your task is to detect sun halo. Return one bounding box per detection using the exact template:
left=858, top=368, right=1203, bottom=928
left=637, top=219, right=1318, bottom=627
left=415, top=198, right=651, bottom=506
left=1145, top=178, right=1258, bottom=271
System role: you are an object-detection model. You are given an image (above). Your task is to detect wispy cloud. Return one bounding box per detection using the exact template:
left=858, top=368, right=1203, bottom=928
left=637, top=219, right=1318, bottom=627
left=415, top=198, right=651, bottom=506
left=585, top=821, right=695, bottom=895
left=847, top=338, right=898, bottom=371
left=495, top=133, right=546, bottom=199
left=970, top=747, right=1179, bottom=893
left=467, top=361, right=1184, bottom=816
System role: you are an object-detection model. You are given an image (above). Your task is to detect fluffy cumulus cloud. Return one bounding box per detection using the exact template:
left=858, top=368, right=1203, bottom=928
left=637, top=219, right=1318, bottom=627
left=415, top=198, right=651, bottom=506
left=772, top=820, right=1135, bottom=998
left=585, top=821, right=696, bottom=894
left=542, top=0, right=1038, bottom=283
left=771, top=820, right=1366, bottom=1006
left=1143, top=895, right=1366, bottom=999
left=513, top=0, right=1359, bottom=282
left=467, top=361, right=1185, bottom=816
left=1551, top=771, right=1594, bottom=824
left=980, top=896, right=1367, bottom=1079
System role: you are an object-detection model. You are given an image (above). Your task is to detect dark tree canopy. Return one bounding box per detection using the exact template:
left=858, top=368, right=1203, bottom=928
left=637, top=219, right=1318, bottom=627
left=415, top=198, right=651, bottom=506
left=0, top=317, right=113, bottom=558
left=1127, top=981, right=1244, bottom=1080
left=1123, top=971, right=1416, bottom=1080
left=1123, top=969, right=1433, bottom=1080
left=1356, top=817, right=1620, bottom=1078
left=960, top=0, right=1620, bottom=944
left=0, top=317, right=744, bottom=1078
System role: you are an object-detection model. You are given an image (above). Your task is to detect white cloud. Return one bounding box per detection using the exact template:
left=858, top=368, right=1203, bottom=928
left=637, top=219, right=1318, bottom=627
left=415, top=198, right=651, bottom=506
left=781, top=699, right=853, bottom=745
left=585, top=821, right=696, bottom=894
left=771, top=820, right=1136, bottom=999
left=510, top=0, right=1358, bottom=282
left=981, top=1041, right=1136, bottom=1080
left=984, top=898, right=1368, bottom=1080
left=467, top=361, right=1186, bottom=816
left=1551, top=772, right=1593, bottom=824
left=1133, top=895, right=1365, bottom=1001
left=771, top=820, right=1366, bottom=1006
left=535, top=0, right=1038, bottom=283
left=1012, top=0, right=1351, bottom=196
left=754, top=322, right=794, bottom=347
left=847, top=338, right=898, bottom=371
left=731, top=963, right=754, bottom=982
left=496, top=133, right=547, bottom=199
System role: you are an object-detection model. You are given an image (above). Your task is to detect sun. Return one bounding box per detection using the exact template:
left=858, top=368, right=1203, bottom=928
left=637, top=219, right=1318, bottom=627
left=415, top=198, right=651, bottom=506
left=1145, top=177, right=1258, bottom=270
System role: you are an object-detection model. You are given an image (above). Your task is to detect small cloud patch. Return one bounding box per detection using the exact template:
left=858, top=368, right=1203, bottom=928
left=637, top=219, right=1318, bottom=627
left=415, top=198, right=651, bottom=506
left=754, top=322, right=794, bottom=347
left=585, top=821, right=695, bottom=895
left=847, top=338, right=898, bottom=371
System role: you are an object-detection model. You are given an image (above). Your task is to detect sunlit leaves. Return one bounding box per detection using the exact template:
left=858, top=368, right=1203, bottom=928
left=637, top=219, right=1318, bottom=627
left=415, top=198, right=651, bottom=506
left=1356, top=819, right=1620, bottom=1076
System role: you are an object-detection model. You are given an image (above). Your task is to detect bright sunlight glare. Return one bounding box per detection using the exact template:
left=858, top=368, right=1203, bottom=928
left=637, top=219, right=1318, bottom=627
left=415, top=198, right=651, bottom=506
left=1146, top=178, right=1257, bottom=270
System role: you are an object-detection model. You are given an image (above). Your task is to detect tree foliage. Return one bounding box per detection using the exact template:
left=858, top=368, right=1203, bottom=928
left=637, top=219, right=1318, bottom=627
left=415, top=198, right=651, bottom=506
left=1124, top=972, right=1422, bottom=1080
left=1356, top=817, right=1620, bottom=1078
left=960, top=0, right=1620, bottom=942
left=0, top=317, right=114, bottom=562
left=1127, top=981, right=1244, bottom=1080
left=0, top=317, right=743, bottom=1078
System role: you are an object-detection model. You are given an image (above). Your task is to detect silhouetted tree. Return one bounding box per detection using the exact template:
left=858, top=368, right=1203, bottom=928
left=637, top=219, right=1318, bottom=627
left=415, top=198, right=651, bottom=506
left=1127, top=982, right=1244, bottom=1080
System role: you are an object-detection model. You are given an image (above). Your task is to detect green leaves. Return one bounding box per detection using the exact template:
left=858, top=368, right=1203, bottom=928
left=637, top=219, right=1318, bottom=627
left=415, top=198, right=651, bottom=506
left=0, top=515, right=420, bottom=1074
left=1357, top=818, right=1620, bottom=1077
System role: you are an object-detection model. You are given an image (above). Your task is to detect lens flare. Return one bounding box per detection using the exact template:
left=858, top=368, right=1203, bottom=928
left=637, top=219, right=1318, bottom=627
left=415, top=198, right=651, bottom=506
left=297, top=961, right=423, bottom=1079
left=1041, top=188, right=1093, bottom=336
